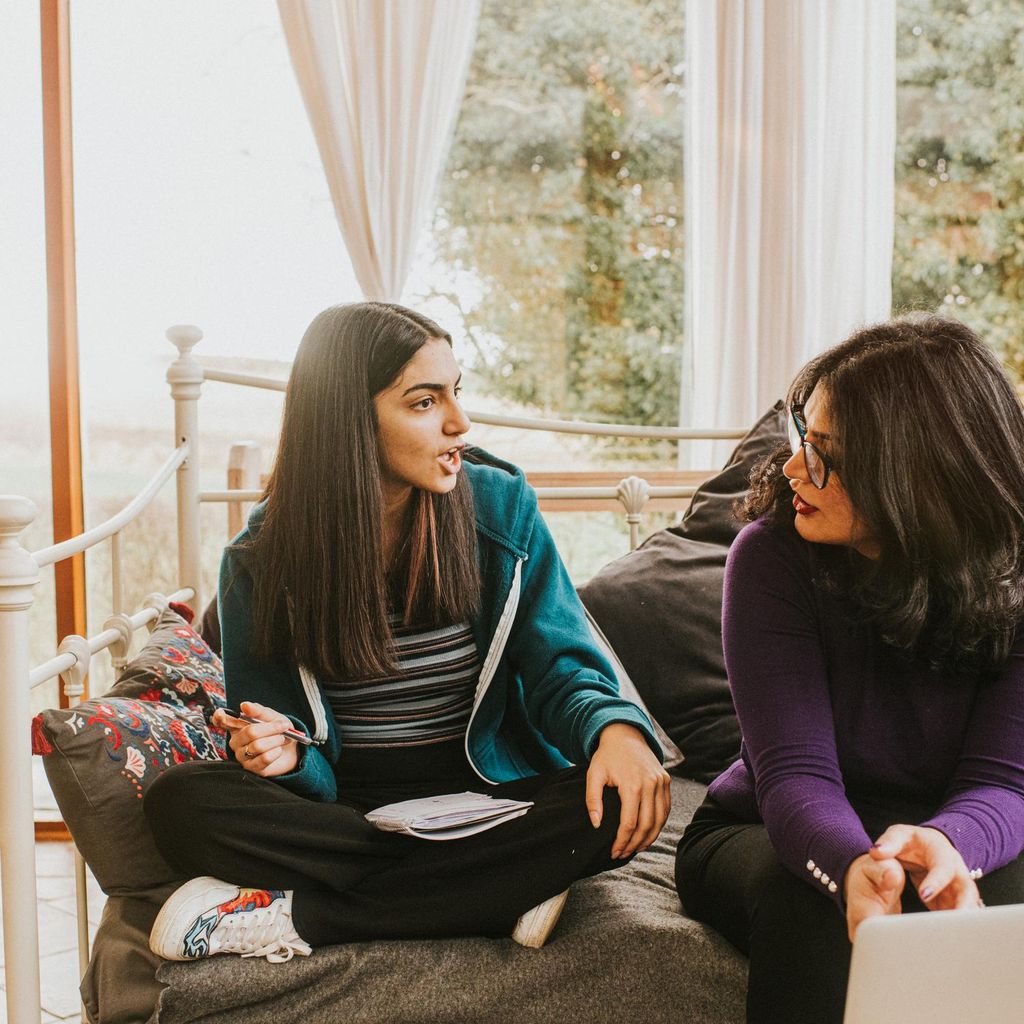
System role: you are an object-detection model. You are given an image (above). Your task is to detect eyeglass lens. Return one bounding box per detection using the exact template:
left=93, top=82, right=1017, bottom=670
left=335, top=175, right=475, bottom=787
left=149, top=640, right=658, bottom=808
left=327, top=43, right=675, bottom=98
left=803, top=445, right=827, bottom=488
left=788, top=406, right=828, bottom=489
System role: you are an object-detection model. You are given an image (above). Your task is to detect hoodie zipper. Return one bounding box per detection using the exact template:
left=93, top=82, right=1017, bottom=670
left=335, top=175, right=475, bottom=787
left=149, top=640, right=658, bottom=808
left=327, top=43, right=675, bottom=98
left=464, top=557, right=524, bottom=784
left=296, top=661, right=330, bottom=744
left=286, top=595, right=329, bottom=744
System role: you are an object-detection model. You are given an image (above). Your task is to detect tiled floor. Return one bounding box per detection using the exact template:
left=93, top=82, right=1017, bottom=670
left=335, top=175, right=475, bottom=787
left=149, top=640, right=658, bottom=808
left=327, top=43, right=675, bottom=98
left=0, top=840, right=105, bottom=1024
left=3, top=758, right=106, bottom=1023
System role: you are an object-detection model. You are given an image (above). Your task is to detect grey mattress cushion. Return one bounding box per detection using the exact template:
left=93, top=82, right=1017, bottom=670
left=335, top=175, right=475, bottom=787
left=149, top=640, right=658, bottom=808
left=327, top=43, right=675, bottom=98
left=85, top=778, right=745, bottom=1024
left=83, top=895, right=168, bottom=1024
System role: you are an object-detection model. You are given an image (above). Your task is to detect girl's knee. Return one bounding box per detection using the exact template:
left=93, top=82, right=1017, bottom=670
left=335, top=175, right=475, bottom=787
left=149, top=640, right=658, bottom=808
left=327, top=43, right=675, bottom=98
left=144, top=760, right=225, bottom=830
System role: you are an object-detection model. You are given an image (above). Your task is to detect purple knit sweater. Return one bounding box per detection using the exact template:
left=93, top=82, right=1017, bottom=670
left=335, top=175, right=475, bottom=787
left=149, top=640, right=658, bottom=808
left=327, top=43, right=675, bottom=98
left=709, top=517, right=1024, bottom=906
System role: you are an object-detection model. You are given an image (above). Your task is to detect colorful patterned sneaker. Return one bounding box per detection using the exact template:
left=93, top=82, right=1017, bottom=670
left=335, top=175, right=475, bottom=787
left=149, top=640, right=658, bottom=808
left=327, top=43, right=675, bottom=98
left=511, top=889, right=569, bottom=948
left=149, top=877, right=312, bottom=963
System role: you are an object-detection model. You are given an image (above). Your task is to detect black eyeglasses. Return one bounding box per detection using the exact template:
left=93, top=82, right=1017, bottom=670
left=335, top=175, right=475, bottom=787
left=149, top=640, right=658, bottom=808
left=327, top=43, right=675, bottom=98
left=788, top=404, right=835, bottom=490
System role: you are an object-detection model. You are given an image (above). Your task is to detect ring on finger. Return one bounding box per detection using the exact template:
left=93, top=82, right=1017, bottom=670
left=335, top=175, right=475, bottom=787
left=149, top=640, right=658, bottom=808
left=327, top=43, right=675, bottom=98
left=244, top=745, right=253, bottom=760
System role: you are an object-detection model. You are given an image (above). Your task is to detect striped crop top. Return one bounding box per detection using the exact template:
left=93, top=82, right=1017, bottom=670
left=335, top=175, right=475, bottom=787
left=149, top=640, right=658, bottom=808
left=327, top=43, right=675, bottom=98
left=321, top=615, right=480, bottom=748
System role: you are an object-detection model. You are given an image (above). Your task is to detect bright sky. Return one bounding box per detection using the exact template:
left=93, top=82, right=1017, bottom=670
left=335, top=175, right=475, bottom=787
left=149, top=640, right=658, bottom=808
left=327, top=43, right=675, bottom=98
left=2, top=0, right=364, bottom=437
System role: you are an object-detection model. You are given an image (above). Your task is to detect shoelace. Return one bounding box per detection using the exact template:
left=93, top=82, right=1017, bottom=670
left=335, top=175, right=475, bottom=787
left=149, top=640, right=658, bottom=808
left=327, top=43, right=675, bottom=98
left=241, top=937, right=313, bottom=964
left=213, top=902, right=313, bottom=963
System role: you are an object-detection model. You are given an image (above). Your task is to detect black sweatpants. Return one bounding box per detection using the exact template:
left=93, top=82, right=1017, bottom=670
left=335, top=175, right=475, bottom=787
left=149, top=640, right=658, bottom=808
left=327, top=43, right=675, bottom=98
left=675, top=796, right=1024, bottom=1024
left=145, top=760, right=626, bottom=947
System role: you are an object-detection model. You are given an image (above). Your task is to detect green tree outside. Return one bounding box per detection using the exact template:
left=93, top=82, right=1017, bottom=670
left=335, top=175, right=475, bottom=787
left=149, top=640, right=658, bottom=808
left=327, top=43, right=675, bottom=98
left=895, top=0, right=1024, bottom=380
left=427, top=0, right=686, bottom=442
left=427, top=0, right=1024, bottom=446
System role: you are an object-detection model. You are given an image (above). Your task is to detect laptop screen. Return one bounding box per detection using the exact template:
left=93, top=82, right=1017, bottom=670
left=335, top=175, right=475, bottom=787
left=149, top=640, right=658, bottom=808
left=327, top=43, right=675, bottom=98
left=843, top=904, right=1024, bottom=1024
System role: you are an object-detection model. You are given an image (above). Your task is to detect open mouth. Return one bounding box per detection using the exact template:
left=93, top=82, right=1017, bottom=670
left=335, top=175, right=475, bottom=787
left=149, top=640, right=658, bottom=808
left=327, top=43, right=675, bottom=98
left=439, top=445, right=464, bottom=474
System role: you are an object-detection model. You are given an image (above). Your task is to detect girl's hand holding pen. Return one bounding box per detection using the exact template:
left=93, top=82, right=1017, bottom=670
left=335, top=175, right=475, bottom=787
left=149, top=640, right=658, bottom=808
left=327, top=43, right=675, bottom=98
left=214, top=701, right=302, bottom=778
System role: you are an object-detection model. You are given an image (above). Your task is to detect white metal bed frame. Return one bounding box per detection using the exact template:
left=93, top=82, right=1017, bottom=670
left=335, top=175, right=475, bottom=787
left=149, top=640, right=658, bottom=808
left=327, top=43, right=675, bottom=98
left=0, top=325, right=744, bottom=1023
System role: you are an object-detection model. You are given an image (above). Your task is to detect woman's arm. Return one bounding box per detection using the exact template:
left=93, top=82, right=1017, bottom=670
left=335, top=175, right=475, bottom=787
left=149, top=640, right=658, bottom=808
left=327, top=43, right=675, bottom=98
left=722, top=521, right=875, bottom=906
left=918, top=630, right=1024, bottom=878
left=508, top=490, right=662, bottom=762
left=218, top=545, right=338, bottom=802
left=506, top=490, right=670, bottom=854
left=847, top=629, right=1024, bottom=931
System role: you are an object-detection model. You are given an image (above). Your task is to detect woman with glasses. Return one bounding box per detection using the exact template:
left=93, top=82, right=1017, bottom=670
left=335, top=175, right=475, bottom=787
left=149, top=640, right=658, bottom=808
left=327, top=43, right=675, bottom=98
left=674, top=316, right=1024, bottom=1024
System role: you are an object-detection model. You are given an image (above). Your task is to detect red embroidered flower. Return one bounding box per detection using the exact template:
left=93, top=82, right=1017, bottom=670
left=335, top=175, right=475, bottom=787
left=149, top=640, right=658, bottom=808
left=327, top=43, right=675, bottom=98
left=168, top=716, right=199, bottom=757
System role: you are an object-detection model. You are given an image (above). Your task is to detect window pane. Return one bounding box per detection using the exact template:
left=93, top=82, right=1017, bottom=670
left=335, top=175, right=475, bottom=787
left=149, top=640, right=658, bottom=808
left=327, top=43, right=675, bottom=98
left=1, top=2, right=60, bottom=710
left=894, top=0, right=1024, bottom=381
left=66, top=0, right=359, bottom=681
left=411, top=0, right=686, bottom=447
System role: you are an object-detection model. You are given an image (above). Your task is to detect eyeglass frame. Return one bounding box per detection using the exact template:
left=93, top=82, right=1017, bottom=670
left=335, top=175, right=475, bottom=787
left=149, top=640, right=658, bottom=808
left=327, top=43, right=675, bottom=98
left=787, top=403, right=836, bottom=490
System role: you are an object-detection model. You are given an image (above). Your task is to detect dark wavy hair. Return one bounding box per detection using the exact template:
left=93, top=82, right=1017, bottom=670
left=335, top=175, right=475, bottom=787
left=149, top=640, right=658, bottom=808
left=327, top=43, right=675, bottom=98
left=245, top=302, right=480, bottom=680
left=743, top=315, right=1024, bottom=674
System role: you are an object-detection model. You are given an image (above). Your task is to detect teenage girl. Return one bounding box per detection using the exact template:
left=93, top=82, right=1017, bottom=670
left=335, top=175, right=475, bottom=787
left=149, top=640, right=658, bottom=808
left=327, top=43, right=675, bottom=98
left=145, top=301, right=671, bottom=961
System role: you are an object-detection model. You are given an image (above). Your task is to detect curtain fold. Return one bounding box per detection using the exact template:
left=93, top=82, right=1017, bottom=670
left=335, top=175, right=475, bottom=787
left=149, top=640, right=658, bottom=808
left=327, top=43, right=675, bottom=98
left=278, top=0, right=481, bottom=301
left=683, top=0, right=895, bottom=456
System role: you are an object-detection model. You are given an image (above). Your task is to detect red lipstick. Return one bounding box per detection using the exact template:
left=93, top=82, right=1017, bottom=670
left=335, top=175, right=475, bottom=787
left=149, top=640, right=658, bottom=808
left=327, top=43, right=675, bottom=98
left=792, top=493, right=818, bottom=516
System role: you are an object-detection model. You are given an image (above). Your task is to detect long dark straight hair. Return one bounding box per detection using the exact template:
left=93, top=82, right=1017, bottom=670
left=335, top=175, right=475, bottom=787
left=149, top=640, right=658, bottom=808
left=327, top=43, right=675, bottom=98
left=245, top=302, right=480, bottom=680
left=744, top=315, right=1024, bottom=674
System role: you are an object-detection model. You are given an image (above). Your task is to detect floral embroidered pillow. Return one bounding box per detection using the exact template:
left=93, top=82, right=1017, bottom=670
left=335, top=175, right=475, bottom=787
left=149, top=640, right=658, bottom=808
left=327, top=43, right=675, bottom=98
left=107, top=605, right=228, bottom=757
left=34, top=697, right=222, bottom=898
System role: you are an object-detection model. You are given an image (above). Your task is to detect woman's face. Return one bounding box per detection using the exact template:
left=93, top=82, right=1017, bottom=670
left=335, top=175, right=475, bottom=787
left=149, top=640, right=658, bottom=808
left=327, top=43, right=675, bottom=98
left=782, top=386, right=879, bottom=558
left=373, top=337, right=471, bottom=512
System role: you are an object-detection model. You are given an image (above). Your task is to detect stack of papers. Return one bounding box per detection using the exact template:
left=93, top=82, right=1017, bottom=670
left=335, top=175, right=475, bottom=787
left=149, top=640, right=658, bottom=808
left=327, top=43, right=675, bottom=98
left=365, top=791, right=534, bottom=840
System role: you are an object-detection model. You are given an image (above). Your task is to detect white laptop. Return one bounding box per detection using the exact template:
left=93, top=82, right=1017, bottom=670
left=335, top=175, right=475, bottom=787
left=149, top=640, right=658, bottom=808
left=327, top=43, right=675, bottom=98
left=844, top=903, right=1024, bottom=1024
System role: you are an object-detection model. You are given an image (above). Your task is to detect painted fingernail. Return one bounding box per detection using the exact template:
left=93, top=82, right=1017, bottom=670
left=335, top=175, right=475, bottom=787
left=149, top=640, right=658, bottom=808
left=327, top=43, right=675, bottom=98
left=920, top=886, right=935, bottom=901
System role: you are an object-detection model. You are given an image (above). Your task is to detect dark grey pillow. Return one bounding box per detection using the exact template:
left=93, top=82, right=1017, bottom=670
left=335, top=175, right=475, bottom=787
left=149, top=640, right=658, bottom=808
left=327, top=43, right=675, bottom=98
left=81, top=896, right=164, bottom=1024
left=579, top=403, right=786, bottom=782
left=673, top=400, right=787, bottom=546
left=36, top=696, right=221, bottom=897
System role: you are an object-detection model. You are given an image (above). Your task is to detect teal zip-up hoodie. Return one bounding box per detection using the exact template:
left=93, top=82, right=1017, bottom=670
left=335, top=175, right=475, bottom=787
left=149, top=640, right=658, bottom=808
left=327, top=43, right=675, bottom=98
left=218, top=447, right=661, bottom=802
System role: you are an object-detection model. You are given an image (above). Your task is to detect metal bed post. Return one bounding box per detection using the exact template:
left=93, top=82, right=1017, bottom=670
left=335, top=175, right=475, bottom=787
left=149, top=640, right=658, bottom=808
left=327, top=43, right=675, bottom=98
left=167, top=325, right=205, bottom=612
left=0, top=496, right=43, bottom=1022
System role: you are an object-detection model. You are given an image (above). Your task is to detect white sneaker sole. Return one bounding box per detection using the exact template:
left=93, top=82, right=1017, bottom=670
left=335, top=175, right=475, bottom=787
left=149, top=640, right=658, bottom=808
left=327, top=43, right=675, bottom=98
left=511, top=889, right=569, bottom=949
left=150, top=876, right=241, bottom=961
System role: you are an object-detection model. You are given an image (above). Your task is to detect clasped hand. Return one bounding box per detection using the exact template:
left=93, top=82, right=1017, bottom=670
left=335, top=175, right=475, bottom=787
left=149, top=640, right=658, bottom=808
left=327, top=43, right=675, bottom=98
left=586, top=723, right=672, bottom=859
left=844, top=823, right=983, bottom=941
left=213, top=701, right=300, bottom=777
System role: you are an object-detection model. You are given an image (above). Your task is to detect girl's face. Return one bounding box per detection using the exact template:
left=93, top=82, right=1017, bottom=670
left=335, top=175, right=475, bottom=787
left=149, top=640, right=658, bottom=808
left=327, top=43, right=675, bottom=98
left=373, top=337, right=471, bottom=512
left=782, top=386, right=879, bottom=558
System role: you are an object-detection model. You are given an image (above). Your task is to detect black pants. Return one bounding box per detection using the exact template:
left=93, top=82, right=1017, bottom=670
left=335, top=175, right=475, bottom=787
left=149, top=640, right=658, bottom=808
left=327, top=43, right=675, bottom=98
left=144, top=760, right=626, bottom=947
left=675, top=796, right=1024, bottom=1024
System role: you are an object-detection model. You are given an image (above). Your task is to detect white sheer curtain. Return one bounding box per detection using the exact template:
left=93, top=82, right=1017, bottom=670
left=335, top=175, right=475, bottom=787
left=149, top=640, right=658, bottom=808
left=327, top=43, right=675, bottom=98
left=683, top=0, right=896, bottom=455
left=277, top=0, right=481, bottom=301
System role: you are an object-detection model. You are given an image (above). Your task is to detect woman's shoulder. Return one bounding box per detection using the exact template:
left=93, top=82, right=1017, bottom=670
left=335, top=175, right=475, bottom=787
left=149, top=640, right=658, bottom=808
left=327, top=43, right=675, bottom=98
left=219, top=501, right=268, bottom=585
left=726, top=517, right=856, bottom=632
left=734, top=514, right=874, bottom=594
left=724, top=515, right=821, bottom=600
left=729, top=514, right=807, bottom=566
